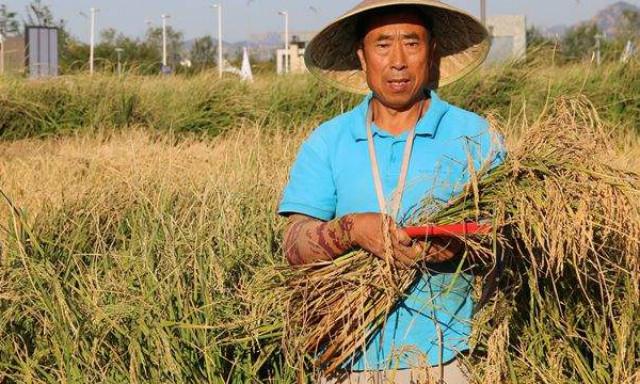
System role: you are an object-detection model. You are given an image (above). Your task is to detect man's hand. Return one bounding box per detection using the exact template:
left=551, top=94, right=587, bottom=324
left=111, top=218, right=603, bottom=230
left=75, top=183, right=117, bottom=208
left=348, top=213, right=464, bottom=268
left=347, top=213, right=425, bottom=268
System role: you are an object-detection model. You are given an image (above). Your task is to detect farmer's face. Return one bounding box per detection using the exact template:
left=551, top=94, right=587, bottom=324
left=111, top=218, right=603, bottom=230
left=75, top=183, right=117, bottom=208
left=357, top=11, right=435, bottom=110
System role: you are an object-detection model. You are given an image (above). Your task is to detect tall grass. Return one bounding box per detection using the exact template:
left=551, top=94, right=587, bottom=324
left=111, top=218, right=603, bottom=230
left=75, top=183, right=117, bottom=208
left=1, top=58, right=639, bottom=140
left=0, top=60, right=639, bottom=383
left=0, top=73, right=359, bottom=139
left=0, top=127, right=299, bottom=382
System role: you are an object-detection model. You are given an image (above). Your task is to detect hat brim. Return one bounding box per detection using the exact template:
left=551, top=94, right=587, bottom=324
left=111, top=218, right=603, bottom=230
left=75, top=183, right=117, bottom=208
left=304, top=0, right=491, bottom=94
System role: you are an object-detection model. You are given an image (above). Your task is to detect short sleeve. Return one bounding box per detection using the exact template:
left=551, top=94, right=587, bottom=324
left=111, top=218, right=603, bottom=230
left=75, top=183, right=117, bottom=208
left=278, top=129, right=337, bottom=221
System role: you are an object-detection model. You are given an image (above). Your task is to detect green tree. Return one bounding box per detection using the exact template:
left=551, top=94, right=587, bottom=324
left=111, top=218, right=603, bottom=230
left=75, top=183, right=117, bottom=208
left=0, top=4, right=21, bottom=35
left=60, top=27, right=163, bottom=74
left=94, top=28, right=164, bottom=74
left=145, top=25, right=184, bottom=70
left=616, top=10, right=640, bottom=42
left=25, top=0, right=56, bottom=26
left=527, top=26, right=544, bottom=47
left=100, top=27, right=118, bottom=46
left=561, top=22, right=600, bottom=62
left=526, top=26, right=554, bottom=47
left=190, top=35, right=217, bottom=70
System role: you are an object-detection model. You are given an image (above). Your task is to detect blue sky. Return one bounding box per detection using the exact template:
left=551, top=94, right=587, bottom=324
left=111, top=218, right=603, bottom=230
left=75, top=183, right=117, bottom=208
left=3, top=0, right=640, bottom=42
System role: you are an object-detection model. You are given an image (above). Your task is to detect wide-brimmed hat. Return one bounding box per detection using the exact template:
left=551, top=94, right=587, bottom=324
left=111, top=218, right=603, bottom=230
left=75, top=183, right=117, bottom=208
left=304, top=0, right=490, bottom=94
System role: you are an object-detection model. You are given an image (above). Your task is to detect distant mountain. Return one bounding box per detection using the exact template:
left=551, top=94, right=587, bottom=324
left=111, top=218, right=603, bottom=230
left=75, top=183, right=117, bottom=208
left=538, top=1, right=639, bottom=39
left=591, top=1, right=640, bottom=37
left=182, top=37, right=234, bottom=52
left=247, top=32, right=283, bottom=47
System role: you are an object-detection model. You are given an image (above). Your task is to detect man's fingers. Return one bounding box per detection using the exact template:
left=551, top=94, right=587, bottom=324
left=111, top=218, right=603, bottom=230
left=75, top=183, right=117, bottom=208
left=391, top=243, right=424, bottom=268
left=394, top=227, right=413, bottom=247
left=391, top=250, right=415, bottom=268
left=412, top=241, right=426, bottom=258
left=424, top=240, right=461, bottom=263
left=363, top=215, right=430, bottom=268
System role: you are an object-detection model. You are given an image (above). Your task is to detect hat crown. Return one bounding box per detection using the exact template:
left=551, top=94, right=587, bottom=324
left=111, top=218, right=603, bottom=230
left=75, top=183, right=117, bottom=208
left=346, top=0, right=446, bottom=17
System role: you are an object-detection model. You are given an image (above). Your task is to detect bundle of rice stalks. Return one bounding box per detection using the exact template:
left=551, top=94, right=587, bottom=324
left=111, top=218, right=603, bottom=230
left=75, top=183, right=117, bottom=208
left=251, top=96, right=640, bottom=377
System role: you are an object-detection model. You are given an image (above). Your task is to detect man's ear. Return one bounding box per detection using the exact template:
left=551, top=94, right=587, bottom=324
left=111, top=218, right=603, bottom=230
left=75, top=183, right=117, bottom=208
left=357, top=45, right=367, bottom=73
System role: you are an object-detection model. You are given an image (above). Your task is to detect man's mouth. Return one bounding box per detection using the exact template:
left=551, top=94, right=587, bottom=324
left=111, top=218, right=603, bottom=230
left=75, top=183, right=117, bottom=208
left=387, top=78, right=411, bottom=92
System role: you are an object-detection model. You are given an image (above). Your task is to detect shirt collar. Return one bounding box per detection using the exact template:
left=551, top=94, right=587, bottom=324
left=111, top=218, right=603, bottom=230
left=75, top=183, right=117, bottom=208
left=350, top=89, right=449, bottom=141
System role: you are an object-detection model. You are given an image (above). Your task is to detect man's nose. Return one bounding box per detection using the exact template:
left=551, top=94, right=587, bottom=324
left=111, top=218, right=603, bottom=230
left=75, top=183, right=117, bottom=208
left=390, top=42, right=408, bottom=71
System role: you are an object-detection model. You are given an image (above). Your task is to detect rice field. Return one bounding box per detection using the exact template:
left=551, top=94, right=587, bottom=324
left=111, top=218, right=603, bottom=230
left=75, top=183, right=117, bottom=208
left=0, top=58, right=639, bottom=383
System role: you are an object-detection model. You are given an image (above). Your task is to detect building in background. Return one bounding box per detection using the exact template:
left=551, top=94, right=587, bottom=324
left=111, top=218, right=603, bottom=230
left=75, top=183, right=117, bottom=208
left=1, top=35, right=25, bottom=75
left=25, top=26, right=59, bottom=79
left=485, top=15, right=527, bottom=64
left=276, top=31, right=316, bottom=74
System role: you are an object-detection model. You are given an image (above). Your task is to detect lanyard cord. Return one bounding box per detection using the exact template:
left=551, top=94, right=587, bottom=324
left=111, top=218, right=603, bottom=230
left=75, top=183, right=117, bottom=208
left=366, top=98, right=426, bottom=221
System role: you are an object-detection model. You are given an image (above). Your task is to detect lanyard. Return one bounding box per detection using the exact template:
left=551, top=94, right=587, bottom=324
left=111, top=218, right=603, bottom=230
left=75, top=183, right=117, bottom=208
left=366, top=98, right=426, bottom=221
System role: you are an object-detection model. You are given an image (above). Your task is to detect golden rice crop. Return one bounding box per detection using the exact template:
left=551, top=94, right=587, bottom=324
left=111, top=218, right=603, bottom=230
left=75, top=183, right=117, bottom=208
left=1, top=64, right=639, bottom=383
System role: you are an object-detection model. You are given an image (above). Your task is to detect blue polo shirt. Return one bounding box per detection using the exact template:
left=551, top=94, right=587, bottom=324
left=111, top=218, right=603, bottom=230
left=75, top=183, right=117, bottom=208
left=278, top=90, right=503, bottom=370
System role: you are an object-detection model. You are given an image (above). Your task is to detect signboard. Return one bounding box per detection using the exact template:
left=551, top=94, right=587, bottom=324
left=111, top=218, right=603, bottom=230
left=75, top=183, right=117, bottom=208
left=25, top=26, right=59, bottom=78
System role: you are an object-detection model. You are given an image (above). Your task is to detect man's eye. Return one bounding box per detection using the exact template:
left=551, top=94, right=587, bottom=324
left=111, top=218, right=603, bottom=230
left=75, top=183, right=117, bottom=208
left=407, top=42, right=419, bottom=47
left=377, top=43, right=390, bottom=48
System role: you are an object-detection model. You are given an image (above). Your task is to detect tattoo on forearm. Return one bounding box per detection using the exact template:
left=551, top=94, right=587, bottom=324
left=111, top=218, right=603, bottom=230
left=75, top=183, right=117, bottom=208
left=284, top=218, right=310, bottom=265
left=315, top=223, right=337, bottom=260
left=283, top=215, right=355, bottom=265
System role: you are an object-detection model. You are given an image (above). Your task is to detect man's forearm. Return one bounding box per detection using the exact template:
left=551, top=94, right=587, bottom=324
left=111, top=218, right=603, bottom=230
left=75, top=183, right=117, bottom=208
left=283, top=215, right=355, bottom=266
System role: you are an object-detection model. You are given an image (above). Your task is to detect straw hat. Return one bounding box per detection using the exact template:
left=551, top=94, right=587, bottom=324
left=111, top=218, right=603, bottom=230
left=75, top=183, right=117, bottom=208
left=304, top=0, right=491, bottom=94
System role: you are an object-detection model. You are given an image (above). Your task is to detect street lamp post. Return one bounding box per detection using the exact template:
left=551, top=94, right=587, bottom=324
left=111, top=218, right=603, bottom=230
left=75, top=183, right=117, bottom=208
left=115, top=47, right=123, bottom=75
left=80, top=8, right=99, bottom=74
left=212, top=4, right=223, bottom=79
left=0, top=32, right=5, bottom=75
left=480, top=0, right=486, bottom=26
left=278, top=11, right=289, bottom=74
left=161, top=14, right=170, bottom=68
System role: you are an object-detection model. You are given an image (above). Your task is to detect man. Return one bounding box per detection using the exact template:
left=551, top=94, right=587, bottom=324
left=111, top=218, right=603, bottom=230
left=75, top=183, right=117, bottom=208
left=278, top=1, right=500, bottom=383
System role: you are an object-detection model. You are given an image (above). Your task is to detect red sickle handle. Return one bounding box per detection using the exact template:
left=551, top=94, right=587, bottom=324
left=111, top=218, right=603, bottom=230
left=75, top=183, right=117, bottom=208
left=403, top=222, right=492, bottom=238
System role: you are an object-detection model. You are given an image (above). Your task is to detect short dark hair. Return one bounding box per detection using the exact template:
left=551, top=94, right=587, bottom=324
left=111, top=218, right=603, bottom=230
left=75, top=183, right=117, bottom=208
left=355, top=5, right=434, bottom=41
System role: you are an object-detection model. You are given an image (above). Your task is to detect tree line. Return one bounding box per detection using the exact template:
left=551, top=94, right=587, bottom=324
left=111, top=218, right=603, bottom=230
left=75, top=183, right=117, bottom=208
left=1, top=1, right=638, bottom=76
left=0, top=1, right=224, bottom=75
left=527, top=9, right=639, bottom=63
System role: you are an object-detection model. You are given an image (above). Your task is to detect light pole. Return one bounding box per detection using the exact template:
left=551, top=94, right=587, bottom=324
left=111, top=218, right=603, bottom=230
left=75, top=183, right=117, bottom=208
left=0, top=32, right=5, bottom=75
left=480, top=0, right=486, bottom=26
left=212, top=4, right=223, bottom=79
left=80, top=8, right=99, bottom=75
left=278, top=11, right=289, bottom=74
left=161, top=14, right=170, bottom=68
left=90, top=7, right=98, bottom=74
left=115, top=47, right=123, bottom=75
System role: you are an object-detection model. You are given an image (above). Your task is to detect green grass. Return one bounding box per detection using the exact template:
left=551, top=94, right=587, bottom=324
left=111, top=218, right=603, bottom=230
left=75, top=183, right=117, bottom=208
left=1, top=58, right=639, bottom=140
left=0, top=73, right=359, bottom=139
